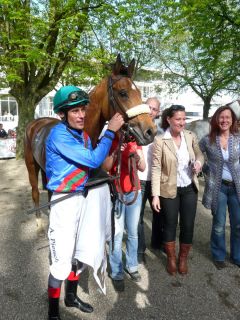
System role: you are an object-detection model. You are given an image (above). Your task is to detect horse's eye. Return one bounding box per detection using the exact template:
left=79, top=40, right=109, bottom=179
left=118, top=90, right=128, bottom=98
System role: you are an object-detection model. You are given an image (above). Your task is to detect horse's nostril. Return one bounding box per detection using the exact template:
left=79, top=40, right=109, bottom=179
left=145, top=128, right=153, bottom=138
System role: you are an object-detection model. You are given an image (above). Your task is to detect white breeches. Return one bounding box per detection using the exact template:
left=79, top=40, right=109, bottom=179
left=48, top=183, right=111, bottom=294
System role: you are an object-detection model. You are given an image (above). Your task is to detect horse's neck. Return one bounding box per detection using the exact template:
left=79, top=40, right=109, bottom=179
left=85, top=111, right=105, bottom=147
left=85, top=79, right=110, bottom=147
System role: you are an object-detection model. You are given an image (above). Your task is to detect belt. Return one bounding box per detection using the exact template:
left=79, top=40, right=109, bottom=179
left=222, top=179, right=235, bottom=187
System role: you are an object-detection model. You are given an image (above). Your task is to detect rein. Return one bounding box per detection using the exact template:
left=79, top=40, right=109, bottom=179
left=114, top=131, right=140, bottom=207
left=26, top=175, right=119, bottom=215
left=107, top=75, right=145, bottom=206
left=26, top=75, right=145, bottom=215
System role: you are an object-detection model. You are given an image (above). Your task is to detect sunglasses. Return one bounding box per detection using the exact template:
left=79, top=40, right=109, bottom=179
left=170, top=105, right=185, bottom=111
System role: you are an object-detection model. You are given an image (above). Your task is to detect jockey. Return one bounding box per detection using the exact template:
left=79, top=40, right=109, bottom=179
left=46, top=85, right=124, bottom=320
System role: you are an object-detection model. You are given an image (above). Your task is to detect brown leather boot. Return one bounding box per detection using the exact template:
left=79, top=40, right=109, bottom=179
left=178, top=243, right=192, bottom=275
left=164, top=241, right=177, bottom=275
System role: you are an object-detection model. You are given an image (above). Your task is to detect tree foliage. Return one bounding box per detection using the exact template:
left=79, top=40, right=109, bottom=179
left=0, top=0, right=157, bottom=157
left=154, top=0, right=240, bottom=118
left=0, top=0, right=239, bottom=159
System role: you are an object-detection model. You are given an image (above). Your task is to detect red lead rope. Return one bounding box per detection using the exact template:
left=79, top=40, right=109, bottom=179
left=115, top=132, right=139, bottom=206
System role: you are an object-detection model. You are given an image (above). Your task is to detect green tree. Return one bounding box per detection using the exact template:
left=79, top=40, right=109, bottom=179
left=154, top=0, right=240, bottom=118
left=0, top=0, right=98, bottom=157
left=0, top=0, right=160, bottom=158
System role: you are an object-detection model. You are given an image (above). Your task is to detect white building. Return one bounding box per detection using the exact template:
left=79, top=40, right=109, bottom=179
left=0, top=88, right=18, bottom=131
left=136, top=79, right=238, bottom=122
left=0, top=81, right=238, bottom=131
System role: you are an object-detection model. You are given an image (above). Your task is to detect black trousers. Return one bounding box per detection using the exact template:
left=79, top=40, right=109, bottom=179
left=160, top=183, right=198, bottom=244
left=138, top=180, right=164, bottom=252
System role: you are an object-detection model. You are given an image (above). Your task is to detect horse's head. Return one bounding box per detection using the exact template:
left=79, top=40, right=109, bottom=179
left=108, top=55, right=157, bottom=145
left=87, top=54, right=157, bottom=146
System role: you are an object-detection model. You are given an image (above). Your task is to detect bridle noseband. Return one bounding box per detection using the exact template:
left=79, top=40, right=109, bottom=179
left=107, top=74, right=148, bottom=206
left=107, top=75, right=150, bottom=142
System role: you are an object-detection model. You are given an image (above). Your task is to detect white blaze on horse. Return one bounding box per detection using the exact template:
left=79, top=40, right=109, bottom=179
left=24, top=54, right=157, bottom=231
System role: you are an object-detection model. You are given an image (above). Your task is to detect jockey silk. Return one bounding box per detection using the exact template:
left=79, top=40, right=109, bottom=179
left=46, top=122, right=114, bottom=192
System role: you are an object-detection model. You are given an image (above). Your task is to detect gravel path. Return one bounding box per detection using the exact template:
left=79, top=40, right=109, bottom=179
left=0, top=158, right=240, bottom=320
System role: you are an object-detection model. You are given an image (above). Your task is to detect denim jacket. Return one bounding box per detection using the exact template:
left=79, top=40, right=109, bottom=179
left=199, top=134, right=240, bottom=214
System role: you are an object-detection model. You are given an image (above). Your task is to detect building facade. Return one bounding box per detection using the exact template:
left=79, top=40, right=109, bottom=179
left=0, top=82, right=238, bottom=131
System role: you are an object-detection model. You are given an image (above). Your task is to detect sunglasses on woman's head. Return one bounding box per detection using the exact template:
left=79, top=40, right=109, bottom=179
left=170, top=105, right=185, bottom=111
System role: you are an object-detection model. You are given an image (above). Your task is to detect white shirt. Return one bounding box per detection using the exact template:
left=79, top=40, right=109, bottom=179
left=138, top=143, right=153, bottom=181
left=221, top=147, right=233, bottom=181
left=164, top=129, right=192, bottom=187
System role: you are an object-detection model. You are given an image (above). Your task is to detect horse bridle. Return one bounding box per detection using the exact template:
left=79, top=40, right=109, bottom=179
left=108, top=75, right=152, bottom=140
left=108, top=75, right=131, bottom=117
left=108, top=75, right=135, bottom=140
left=26, top=76, right=143, bottom=215
left=107, top=75, right=142, bottom=206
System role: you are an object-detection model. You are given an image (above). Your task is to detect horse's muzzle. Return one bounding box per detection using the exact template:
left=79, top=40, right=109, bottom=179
left=130, top=126, right=156, bottom=146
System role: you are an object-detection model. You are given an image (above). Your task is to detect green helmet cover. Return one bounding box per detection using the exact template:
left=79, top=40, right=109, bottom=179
left=53, top=85, right=89, bottom=113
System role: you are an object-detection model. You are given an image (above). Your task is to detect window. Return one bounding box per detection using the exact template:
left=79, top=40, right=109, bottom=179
left=0, top=96, right=18, bottom=120
left=1, top=101, right=8, bottom=116
left=10, top=101, right=17, bottom=116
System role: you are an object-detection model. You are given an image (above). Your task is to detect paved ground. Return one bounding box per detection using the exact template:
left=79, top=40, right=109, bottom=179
left=1, top=158, right=240, bottom=320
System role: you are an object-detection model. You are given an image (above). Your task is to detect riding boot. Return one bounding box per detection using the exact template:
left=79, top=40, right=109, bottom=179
left=178, top=243, right=192, bottom=275
left=48, top=297, right=61, bottom=320
left=164, top=241, right=177, bottom=275
left=64, top=279, right=94, bottom=313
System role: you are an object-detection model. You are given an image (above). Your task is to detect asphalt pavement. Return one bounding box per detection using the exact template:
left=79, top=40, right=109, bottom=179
left=0, top=159, right=240, bottom=320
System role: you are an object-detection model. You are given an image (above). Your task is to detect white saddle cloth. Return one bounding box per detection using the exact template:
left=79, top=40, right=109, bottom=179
left=74, top=183, right=111, bottom=294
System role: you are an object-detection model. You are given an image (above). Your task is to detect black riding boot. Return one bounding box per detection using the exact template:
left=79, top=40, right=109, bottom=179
left=48, top=297, right=61, bottom=320
left=64, top=280, right=93, bottom=313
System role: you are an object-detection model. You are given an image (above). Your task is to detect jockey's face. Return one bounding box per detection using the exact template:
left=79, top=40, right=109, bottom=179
left=66, top=105, right=87, bottom=130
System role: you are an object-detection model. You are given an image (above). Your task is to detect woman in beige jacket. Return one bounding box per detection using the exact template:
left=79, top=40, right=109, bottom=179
left=152, top=105, right=204, bottom=275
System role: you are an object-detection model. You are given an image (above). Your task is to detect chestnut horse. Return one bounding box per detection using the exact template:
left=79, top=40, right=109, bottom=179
left=24, top=55, right=157, bottom=230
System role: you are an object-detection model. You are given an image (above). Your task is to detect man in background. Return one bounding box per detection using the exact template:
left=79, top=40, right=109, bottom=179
left=138, top=97, right=164, bottom=263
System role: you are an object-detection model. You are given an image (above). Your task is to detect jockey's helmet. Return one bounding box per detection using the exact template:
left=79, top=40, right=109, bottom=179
left=53, top=85, right=89, bottom=113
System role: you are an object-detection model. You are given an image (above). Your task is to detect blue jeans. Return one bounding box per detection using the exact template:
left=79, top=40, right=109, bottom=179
left=109, top=191, right=142, bottom=280
left=211, top=183, right=240, bottom=264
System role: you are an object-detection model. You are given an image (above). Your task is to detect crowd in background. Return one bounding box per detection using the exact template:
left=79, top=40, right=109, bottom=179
left=0, top=123, right=17, bottom=139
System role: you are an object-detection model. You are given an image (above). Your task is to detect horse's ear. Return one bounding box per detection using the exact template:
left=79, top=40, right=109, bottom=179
left=116, top=53, right=122, bottom=64
left=127, top=58, right=135, bottom=78
left=112, top=54, right=123, bottom=75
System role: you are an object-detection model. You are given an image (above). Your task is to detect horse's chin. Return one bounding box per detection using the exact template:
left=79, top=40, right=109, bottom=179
left=131, top=127, right=155, bottom=146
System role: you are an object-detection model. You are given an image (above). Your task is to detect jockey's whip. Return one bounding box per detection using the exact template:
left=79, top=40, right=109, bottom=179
left=25, top=175, right=119, bottom=215
left=26, top=190, right=83, bottom=215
